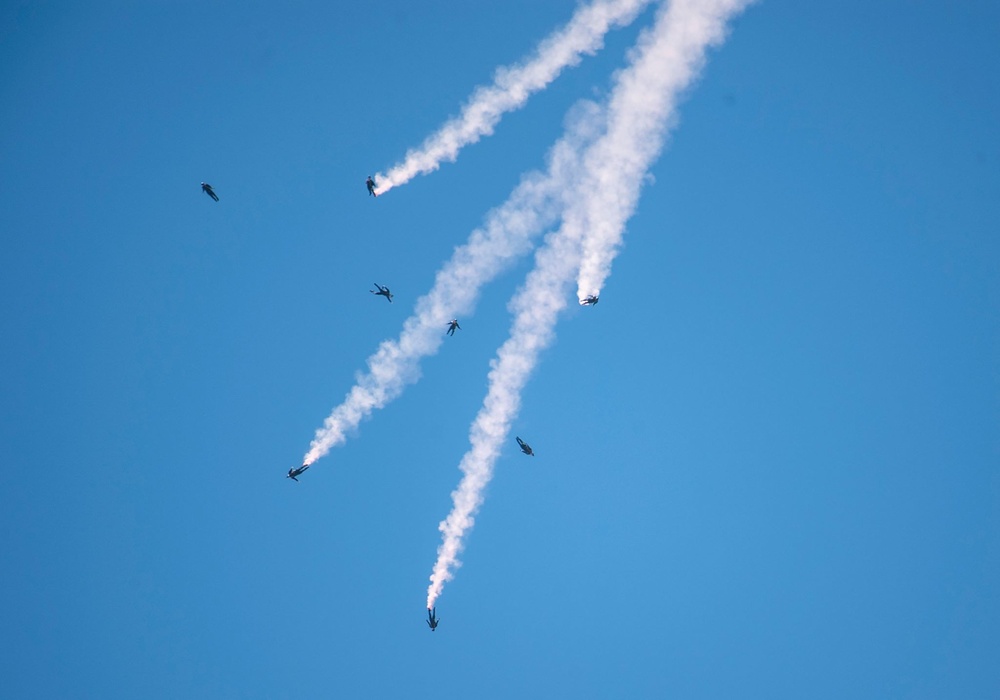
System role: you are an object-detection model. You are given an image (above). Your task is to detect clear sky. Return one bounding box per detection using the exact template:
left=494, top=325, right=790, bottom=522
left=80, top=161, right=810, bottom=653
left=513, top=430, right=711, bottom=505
left=2, top=1, right=998, bottom=698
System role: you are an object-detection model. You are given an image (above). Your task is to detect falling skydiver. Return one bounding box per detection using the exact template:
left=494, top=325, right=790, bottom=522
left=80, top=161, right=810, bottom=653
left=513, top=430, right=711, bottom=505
left=366, top=176, right=377, bottom=197
left=447, top=319, right=461, bottom=336
left=287, top=464, right=310, bottom=481
left=516, top=437, right=534, bottom=456
left=426, top=607, right=440, bottom=631
left=201, top=182, right=219, bottom=201
left=370, top=283, right=393, bottom=302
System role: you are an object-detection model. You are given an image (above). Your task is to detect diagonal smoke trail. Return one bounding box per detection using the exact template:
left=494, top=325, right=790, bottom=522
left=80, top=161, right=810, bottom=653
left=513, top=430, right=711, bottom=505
left=372, top=0, right=654, bottom=196
left=576, top=0, right=750, bottom=299
left=427, top=0, right=753, bottom=610
left=303, top=106, right=603, bottom=467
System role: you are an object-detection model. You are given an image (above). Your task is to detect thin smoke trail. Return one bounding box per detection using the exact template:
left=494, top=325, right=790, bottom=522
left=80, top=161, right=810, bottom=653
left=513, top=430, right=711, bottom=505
left=427, top=0, right=753, bottom=610
left=372, top=0, right=654, bottom=196
left=302, top=106, right=603, bottom=467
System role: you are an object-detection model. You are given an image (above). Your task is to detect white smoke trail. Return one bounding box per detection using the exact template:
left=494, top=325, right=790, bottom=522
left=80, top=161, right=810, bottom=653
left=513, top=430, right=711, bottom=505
left=576, top=0, right=749, bottom=300
left=372, top=0, right=654, bottom=195
left=427, top=0, right=753, bottom=609
left=303, top=105, right=603, bottom=467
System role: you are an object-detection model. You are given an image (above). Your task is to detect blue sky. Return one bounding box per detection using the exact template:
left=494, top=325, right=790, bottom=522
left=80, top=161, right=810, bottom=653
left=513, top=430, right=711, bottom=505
left=1, top=1, right=998, bottom=698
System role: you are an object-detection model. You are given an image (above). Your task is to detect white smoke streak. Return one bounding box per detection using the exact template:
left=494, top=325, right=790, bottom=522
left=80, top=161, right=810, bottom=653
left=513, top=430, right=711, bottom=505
left=303, top=106, right=603, bottom=467
left=576, top=0, right=750, bottom=299
left=427, top=0, right=752, bottom=609
left=372, top=0, right=654, bottom=195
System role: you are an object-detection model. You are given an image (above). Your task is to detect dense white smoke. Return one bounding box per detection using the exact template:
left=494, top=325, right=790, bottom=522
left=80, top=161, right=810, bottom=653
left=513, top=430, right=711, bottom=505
left=427, top=0, right=753, bottom=610
left=371, top=0, right=654, bottom=195
left=303, top=105, right=604, bottom=466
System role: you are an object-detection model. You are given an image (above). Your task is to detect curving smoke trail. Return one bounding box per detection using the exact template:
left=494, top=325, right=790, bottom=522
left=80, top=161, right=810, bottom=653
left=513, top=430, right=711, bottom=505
left=302, top=106, right=604, bottom=467
left=371, top=0, right=654, bottom=196
left=427, top=0, right=753, bottom=610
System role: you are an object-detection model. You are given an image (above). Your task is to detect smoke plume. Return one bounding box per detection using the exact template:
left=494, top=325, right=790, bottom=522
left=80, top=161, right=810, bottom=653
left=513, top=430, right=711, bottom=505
left=303, top=106, right=603, bottom=466
left=427, top=0, right=753, bottom=610
left=372, top=0, right=654, bottom=195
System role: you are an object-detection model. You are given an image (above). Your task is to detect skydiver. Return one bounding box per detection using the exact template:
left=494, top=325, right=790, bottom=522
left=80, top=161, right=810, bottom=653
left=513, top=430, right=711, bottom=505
left=426, top=607, right=440, bottom=631
left=446, top=319, right=461, bottom=336
left=581, top=294, right=599, bottom=306
left=516, top=436, right=534, bottom=456
left=366, top=176, right=377, bottom=197
left=201, top=182, right=219, bottom=201
left=370, top=283, right=393, bottom=302
left=287, top=464, right=310, bottom=482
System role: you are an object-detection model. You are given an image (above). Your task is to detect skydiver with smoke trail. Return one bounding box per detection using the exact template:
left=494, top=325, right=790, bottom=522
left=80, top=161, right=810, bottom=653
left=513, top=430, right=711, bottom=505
left=300, top=105, right=599, bottom=470
left=286, top=464, right=310, bottom=482
left=426, top=0, right=753, bottom=612
left=372, top=0, right=655, bottom=195
left=298, top=0, right=653, bottom=470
